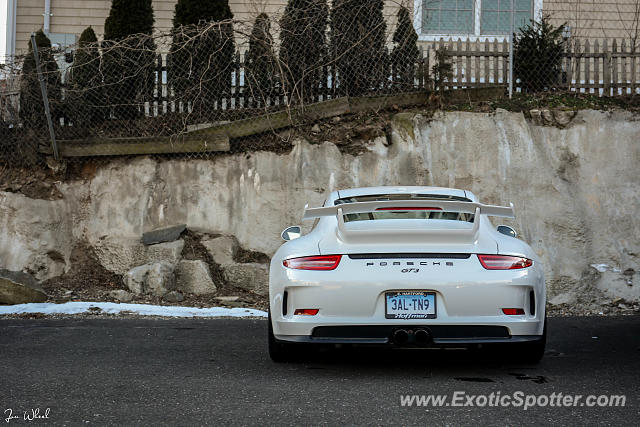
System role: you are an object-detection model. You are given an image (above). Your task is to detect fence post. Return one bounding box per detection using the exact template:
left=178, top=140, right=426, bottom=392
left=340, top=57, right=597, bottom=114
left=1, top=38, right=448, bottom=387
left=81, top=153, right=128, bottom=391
left=502, top=39, right=508, bottom=87
left=584, top=40, right=591, bottom=94
left=575, top=39, right=582, bottom=93
left=612, top=39, right=618, bottom=95
left=594, top=40, right=600, bottom=95
left=484, top=40, right=490, bottom=85
left=456, top=38, right=462, bottom=88
left=508, top=0, right=514, bottom=98
left=631, top=43, right=637, bottom=94
left=425, top=47, right=430, bottom=89
left=233, top=51, right=241, bottom=109
left=621, top=39, right=627, bottom=94
left=603, top=39, right=611, bottom=96
left=31, top=32, right=59, bottom=161
left=565, top=39, right=573, bottom=91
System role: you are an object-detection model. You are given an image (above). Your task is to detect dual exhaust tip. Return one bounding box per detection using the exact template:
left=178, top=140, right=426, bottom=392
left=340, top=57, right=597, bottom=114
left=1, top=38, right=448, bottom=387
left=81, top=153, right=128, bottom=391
left=392, top=328, right=432, bottom=346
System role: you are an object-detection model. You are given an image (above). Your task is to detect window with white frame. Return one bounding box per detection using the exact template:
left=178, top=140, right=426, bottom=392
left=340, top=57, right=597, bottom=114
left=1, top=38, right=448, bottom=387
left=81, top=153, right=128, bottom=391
left=422, top=0, right=475, bottom=34
left=417, top=0, right=538, bottom=38
left=480, top=0, right=531, bottom=34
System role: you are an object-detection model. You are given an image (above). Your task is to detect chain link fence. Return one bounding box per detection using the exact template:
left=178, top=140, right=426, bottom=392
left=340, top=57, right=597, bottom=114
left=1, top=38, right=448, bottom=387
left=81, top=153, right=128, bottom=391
left=1, top=1, right=639, bottom=170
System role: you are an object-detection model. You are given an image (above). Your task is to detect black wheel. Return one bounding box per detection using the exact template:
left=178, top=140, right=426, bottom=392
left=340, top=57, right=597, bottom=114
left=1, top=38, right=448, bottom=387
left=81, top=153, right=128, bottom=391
left=516, top=317, right=547, bottom=364
left=268, top=311, right=297, bottom=363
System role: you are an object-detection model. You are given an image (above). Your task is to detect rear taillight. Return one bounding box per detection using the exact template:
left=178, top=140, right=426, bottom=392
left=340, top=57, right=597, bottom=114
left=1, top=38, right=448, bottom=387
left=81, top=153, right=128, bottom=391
left=283, top=255, right=342, bottom=270
left=502, top=308, right=525, bottom=315
left=375, top=207, right=442, bottom=211
left=294, top=309, right=319, bottom=316
left=477, top=254, right=532, bottom=270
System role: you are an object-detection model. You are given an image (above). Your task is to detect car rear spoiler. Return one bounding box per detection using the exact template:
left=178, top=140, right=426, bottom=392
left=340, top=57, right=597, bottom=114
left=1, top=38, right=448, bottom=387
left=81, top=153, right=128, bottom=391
left=302, top=200, right=515, bottom=244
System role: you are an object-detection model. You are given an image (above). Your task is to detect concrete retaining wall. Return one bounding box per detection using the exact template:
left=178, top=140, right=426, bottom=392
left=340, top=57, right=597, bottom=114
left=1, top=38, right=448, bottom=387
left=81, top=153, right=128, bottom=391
left=1, top=109, right=638, bottom=306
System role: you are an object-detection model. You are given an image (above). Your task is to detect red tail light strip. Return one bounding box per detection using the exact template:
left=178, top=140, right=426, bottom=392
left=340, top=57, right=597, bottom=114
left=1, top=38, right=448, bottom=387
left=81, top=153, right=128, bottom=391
left=283, top=255, right=342, bottom=270
left=477, top=254, right=533, bottom=270
left=375, top=207, right=442, bottom=211
left=294, top=309, right=319, bottom=316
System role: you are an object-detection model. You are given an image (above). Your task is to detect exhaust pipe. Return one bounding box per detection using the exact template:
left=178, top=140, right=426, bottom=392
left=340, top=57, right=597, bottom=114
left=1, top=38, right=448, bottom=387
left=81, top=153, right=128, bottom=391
left=414, top=328, right=431, bottom=346
left=392, top=329, right=409, bottom=345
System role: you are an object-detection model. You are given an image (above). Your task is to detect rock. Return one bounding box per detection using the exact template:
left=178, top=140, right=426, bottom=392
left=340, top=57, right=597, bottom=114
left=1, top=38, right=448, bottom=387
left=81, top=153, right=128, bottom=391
left=145, top=261, right=176, bottom=296
left=46, top=156, right=67, bottom=175
left=530, top=108, right=575, bottom=128
left=549, top=292, right=575, bottom=306
left=123, top=264, right=148, bottom=295
left=201, top=236, right=270, bottom=295
left=0, top=269, right=48, bottom=304
left=176, top=260, right=216, bottom=295
left=276, top=129, right=293, bottom=140
left=529, top=109, right=542, bottom=125
left=164, top=290, right=184, bottom=303
left=123, top=261, right=175, bottom=296
left=220, top=300, right=244, bottom=308
left=146, top=240, right=184, bottom=266
left=553, top=109, right=576, bottom=127
left=541, top=109, right=554, bottom=125
left=332, top=116, right=342, bottom=123
left=215, top=296, right=240, bottom=302
left=202, top=236, right=237, bottom=265
left=142, top=224, right=186, bottom=245
left=222, top=263, right=269, bottom=296
left=108, top=289, right=133, bottom=303
left=311, top=124, right=321, bottom=133
left=623, top=268, right=635, bottom=276
left=478, top=103, right=492, bottom=113
left=93, top=238, right=184, bottom=275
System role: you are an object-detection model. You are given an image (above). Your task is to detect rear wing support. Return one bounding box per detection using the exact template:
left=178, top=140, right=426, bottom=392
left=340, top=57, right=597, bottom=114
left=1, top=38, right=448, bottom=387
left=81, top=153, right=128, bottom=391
left=302, top=200, right=515, bottom=244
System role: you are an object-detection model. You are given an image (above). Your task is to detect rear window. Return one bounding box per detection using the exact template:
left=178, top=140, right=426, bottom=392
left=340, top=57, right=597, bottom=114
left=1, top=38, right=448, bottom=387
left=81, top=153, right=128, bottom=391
left=334, top=194, right=474, bottom=223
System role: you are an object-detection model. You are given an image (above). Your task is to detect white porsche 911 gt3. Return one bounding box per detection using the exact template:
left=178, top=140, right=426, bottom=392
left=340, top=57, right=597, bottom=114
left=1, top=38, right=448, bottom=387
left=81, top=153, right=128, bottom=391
left=268, top=186, right=546, bottom=363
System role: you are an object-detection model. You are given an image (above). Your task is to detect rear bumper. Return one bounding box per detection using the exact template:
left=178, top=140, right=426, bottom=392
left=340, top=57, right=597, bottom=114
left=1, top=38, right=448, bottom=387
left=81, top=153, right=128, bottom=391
left=270, top=253, right=546, bottom=344
left=275, top=324, right=543, bottom=345
left=276, top=336, right=542, bottom=345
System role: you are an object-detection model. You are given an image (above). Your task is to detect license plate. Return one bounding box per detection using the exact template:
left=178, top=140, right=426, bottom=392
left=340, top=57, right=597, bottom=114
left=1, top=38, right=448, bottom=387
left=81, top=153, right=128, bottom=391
left=385, top=291, right=436, bottom=319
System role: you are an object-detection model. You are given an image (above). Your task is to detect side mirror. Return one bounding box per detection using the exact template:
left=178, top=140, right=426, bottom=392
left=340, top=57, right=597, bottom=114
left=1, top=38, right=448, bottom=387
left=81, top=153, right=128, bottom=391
left=281, top=226, right=302, bottom=241
left=497, top=225, right=517, bottom=238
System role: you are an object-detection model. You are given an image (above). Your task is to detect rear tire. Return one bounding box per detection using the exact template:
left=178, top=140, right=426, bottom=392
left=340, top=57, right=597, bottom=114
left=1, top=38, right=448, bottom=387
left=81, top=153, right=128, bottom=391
left=516, top=317, right=547, bottom=364
left=268, top=311, right=297, bottom=363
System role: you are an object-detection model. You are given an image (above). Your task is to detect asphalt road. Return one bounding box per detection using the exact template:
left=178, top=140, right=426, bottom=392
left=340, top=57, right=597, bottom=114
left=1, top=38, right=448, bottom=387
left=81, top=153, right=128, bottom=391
left=1, top=316, right=638, bottom=426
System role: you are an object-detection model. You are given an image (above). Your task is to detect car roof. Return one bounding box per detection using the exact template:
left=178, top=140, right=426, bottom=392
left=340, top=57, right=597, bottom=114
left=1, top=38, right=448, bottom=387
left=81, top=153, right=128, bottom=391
left=335, top=186, right=475, bottom=201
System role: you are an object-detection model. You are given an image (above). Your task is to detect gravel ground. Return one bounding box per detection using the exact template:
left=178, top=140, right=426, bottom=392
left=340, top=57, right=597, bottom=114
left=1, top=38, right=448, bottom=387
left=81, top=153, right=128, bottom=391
left=40, top=287, right=267, bottom=311
left=546, top=300, right=640, bottom=317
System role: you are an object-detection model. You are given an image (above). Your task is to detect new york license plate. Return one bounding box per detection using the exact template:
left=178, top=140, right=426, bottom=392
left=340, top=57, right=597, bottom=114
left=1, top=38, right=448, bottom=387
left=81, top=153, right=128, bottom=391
left=385, top=291, right=436, bottom=319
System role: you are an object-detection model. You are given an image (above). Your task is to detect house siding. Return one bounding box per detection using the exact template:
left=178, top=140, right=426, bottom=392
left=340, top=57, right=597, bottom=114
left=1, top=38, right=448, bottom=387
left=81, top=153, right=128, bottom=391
left=15, top=0, right=406, bottom=53
left=13, top=1, right=638, bottom=54
left=544, top=0, right=640, bottom=43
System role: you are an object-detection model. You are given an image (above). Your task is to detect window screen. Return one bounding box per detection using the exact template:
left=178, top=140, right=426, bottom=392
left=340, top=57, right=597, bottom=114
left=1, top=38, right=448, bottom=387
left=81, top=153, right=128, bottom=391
left=423, top=0, right=474, bottom=34
left=480, top=0, right=531, bottom=34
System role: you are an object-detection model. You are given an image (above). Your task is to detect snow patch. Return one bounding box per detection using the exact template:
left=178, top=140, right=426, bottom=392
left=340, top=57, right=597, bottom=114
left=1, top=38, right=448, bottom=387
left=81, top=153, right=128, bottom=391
left=0, top=302, right=268, bottom=318
left=590, top=264, right=609, bottom=273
